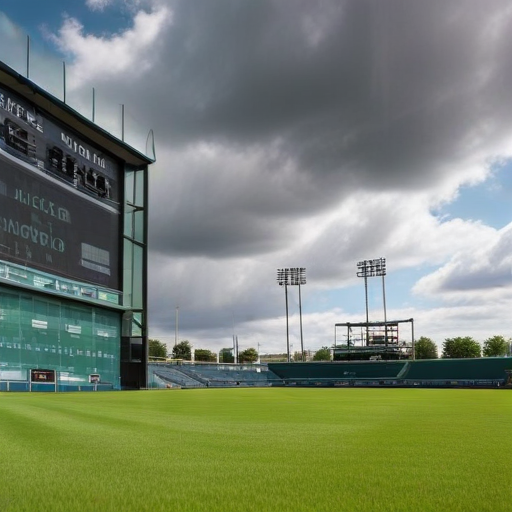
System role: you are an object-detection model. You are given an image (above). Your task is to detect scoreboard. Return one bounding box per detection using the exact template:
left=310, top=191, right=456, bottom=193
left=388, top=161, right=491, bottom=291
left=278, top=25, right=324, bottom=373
left=0, top=85, right=121, bottom=290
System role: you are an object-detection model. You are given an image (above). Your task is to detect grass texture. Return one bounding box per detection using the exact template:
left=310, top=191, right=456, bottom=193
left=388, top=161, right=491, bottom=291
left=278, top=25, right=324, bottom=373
left=0, top=388, right=511, bottom=512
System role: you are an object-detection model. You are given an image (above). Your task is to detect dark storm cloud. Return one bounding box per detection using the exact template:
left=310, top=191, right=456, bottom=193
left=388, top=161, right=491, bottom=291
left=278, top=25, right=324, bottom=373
left=138, top=0, right=510, bottom=180
left=106, top=0, right=512, bottom=259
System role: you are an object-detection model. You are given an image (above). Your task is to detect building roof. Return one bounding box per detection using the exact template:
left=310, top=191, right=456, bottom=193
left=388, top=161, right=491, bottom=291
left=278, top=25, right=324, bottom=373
left=0, top=60, right=154, bottom=167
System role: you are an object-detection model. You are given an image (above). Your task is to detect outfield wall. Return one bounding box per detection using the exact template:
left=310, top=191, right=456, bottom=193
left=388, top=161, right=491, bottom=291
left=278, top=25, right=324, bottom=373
left=269, top=358, right=512, bottom=387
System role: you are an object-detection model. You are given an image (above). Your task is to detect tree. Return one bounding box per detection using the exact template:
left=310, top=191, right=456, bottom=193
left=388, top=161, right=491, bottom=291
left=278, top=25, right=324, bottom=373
left=219, top=348, right=234, bottom=363
left=313, top=347, right=331, bottom=361
left=293, top=351, right=304, bottom=362
left=482, top=335, right=510, bottom=357
left=194, top=348, right=217, bottom=362
left=148, top=339, right=167, bottom=359
left=172, top=340, right=192, bottom=361
left=238, top=348, right=258, bottom=363
left=414, top=337, right=438, bottom=359
left=442, top=337, right=481, bottom=359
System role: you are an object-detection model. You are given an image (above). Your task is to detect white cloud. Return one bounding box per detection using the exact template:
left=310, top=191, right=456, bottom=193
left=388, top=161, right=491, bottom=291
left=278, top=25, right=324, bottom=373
left=49, top=5, right=172, bottom=88
left=86, top=0, right=113, bottom=12
left=413, top=223, right=512, bottom=302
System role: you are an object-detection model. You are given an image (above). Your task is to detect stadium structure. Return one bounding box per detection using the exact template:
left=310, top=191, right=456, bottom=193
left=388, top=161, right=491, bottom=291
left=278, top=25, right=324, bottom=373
left=0, top=26, right=153, bottom=391
left=148, top=358, right=512, bottom=389
left=147, top=278, right=511, bottom=389
left=333, top=319, right=414, bottom=360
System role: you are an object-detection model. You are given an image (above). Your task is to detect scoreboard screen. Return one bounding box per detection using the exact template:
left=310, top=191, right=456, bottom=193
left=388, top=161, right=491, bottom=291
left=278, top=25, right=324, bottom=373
left=0, top=85, right=121, bottom=290
left=30, top=369, right=56, bottom=383
left=0, top=154, right=120, bottom=289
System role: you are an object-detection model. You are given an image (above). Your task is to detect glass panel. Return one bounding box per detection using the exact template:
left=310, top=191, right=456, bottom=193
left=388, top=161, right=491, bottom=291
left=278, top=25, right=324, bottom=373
left=132, top=243, right=143, bottom=309
left=94, top=91, right=122, bottom=140
left=124, top=207, right=134, bottom=238
left=133, top=210, right=144, bottom=243
left=122, top=239, right=133, bottom=307
left=132, top=312, right=143, bottom=337
left=0, top=14, right=28, bottom=77
left=29, top=38, right=64, bottom=100
left=125, top=169, right=135, bottom=205
left=135, top=169, right=145, bottom=207
left=124, top=109, right=155, bottom=160
left=124, top=169, right=135, bottom=238
left=0, top=287, right=121, bottom=386
left=0, top=260, right=121, bottom=306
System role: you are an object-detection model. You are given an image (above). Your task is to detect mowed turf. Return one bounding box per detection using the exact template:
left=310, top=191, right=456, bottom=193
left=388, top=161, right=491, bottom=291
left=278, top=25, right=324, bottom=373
left=0, top=388, right=510, bottom=512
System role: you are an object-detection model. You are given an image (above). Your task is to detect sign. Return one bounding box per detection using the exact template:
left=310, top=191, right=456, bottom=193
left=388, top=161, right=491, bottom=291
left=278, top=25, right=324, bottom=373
left=30, top=369, right=56, bottom=383
left=89, top=374, right=100, bottom=384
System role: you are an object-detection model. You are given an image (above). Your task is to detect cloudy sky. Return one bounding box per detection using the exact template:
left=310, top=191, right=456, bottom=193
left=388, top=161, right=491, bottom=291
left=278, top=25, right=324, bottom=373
left=2, top=0, right=512, bottom=355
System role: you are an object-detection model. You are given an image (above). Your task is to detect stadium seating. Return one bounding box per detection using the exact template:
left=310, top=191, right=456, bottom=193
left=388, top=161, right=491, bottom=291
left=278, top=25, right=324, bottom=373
left=146, top=358, right=512, bottom=389
left=148, top=364, right=282, bottom=388
left=149, top=365, right=206, bottom=388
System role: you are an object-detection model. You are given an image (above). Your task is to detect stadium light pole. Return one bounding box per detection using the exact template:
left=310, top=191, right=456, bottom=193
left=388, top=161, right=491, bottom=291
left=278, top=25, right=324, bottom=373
left=175, top=305, right=179, bottom=348
left=356, top=258, right=387, bottom=345
left=296, top=268, right=307, bottom=362
left=277, top=269, right=290, bottom=362
left=277, top=268, right=306, bottom=362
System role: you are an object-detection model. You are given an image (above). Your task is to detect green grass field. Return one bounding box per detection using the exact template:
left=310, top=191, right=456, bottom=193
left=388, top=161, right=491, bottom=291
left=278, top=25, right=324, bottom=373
left=0, top=388, right=510, bottom=512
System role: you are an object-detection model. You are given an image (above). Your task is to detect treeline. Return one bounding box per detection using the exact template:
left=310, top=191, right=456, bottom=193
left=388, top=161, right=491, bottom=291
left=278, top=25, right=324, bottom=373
left=415, top=335, right=511, bottom=359
left=148, top=339, right=259, bottom=363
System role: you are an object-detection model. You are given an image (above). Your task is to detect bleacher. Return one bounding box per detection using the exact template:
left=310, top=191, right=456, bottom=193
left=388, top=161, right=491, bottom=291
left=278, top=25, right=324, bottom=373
left=148, top=363, right=281, bottom=388
left=149, top=365, right=206, bottom=388
left=182, top=364, right=279, bottom=387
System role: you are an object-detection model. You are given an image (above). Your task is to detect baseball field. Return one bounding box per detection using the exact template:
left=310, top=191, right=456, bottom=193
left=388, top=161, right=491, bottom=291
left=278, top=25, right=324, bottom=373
left=0, top=388, right=510, bottom=512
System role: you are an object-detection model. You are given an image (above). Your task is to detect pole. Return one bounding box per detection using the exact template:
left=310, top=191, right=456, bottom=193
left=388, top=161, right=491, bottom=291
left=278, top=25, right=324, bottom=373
left=364, top=275, right=369, bottom=346
left=382, top=274, right=388, bottom=346
left=411, top=319, right=415, bottom=360
left=92, top=87, right=96, bottom=122
left=175, top=306, right=179, bottom=348
left=121, top=104, right=125, bottom=141
left=63, top=62, right=66, bottom=103
left=299, top=282, right=304, bottom=362
left=285, top=282, right=290, bottom=362
left=26, top=35, right=30, bottom=78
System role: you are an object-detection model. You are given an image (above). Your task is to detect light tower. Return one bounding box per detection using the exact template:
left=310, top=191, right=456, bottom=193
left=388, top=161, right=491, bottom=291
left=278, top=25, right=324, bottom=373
left=277, top=267, right=306, bottom=362
left=356, top=258, right=387, bottom=345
